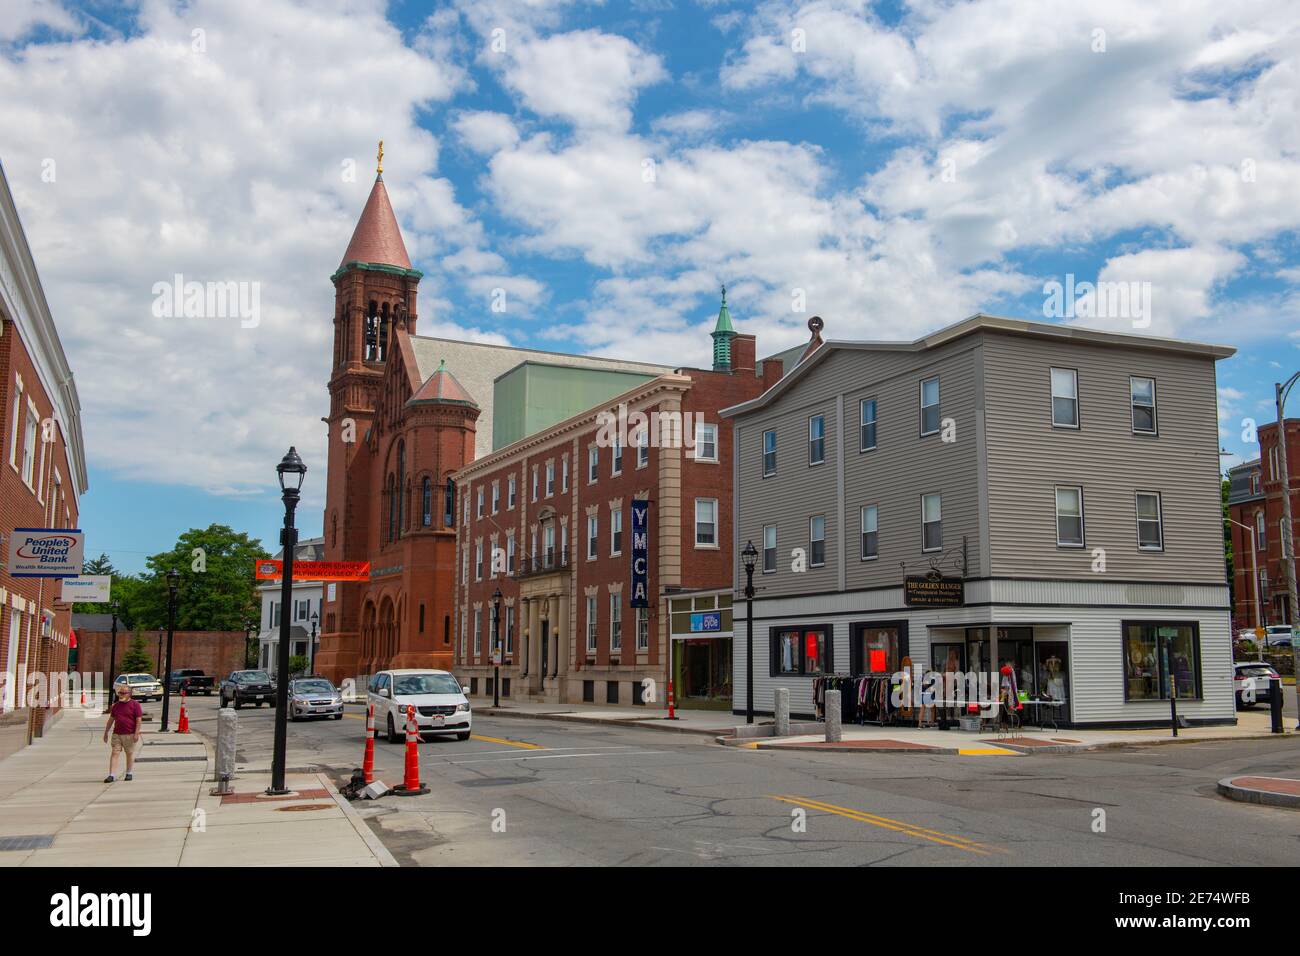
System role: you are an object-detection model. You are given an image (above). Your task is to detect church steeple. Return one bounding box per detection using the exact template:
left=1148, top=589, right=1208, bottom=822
left=338, top=141, right=411, bottom=272
left=711, top=285, right=736, bottom=371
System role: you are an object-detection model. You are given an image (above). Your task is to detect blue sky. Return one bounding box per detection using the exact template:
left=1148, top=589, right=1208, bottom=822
left=2, top=0, right=1297, bottom=573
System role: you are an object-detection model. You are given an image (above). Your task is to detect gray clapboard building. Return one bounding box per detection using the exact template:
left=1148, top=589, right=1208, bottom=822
left=721, top=314, right=1236, bottom=727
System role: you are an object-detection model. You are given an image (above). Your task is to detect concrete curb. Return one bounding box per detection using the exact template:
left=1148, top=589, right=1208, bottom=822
left=318, top=772, right=401, bottom=866
left=1216, top=776, right=1300, bottom=810
left=474, top=707, right=728, bottom=737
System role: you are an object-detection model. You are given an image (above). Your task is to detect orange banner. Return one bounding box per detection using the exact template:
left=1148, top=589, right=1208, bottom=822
left=254, top=559, right=370, bottom=582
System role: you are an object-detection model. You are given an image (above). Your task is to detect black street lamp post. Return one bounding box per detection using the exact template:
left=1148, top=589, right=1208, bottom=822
left=308, top=611, right=319, bottom=676
left=492, top=588, right=502, bottom=707
left=269, top=447, right=306, bottom=796
left=105, top=600, right=120, bottom=713
left=159, top=570, right=180, bottom=731
left=741, top=540, right=758, bottom=725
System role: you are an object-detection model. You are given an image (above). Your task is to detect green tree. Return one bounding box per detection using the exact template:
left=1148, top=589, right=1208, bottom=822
left=118, top=631, right=153, bottom=674
left=71, top=553, right=146, bottom=623
left=288, top=655, right=310, bottom=677
left=131, top=525, right=270, bottom=632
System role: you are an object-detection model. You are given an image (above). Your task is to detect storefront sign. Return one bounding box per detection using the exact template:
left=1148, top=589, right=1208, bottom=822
left=8, top=528, right=84, bottom=578
left=60, top=575, right=111, bottom=603
left=903, top=575, right=964, bottom=607
left=254, top=559, right=371, bottom=581
left=630, top=500, right=650, bottom=608
left=689, top=611, right=721, bottom=632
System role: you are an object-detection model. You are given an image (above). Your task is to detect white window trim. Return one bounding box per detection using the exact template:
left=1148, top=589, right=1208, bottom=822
left=1050, top=367, right=1080, bottom=429
left=808, top=415, right=825, bottom=466
left=860, top=504, right=878, bottom=561
left=1135, top=491, right=1164, bottom=552
left=859, top=398, right=877, bottom=452
left=809, top=514, right=826, bottom=568
left=586, top=595, right=598, bottom=654
left=762, top=429, right=777, bottom=478
left=588, top=446, right=599, bottom=484
left=636, top=606, right=650, bottom=652
left=694, top=497, right=719, bottom=549
left=561, top=456, right=569, bottom=491
left=546, top=461, right=555, bottom=496
left=921, top=493, right=942, bottom=553
left=920, top=376, right=940, bottom=437
left=694, top=422, right=718, bottom=463
left=7, top=381, right=22, bottom=471
left=611, top=440, right=623, bottom=476
left=610, top=507, right=623, bottom=557
left=1054, top=484, right=1086, bottom=549
left=1129, top=375, right=1158, bottom=435
left=587, top=515, right=598, bottom=561
left=762, top=524, right=777, bottom=574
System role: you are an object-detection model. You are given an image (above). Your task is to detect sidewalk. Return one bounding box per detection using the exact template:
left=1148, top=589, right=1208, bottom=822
left=0, top=699, right=395, bottom=867
left=471, top=698, right=1294, bottom=754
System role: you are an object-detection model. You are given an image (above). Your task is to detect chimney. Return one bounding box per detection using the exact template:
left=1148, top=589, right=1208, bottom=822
left=731, top=333, right=757, bottom=374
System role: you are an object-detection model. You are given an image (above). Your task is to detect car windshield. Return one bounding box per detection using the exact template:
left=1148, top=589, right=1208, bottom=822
left=237, top=672, right=271, bottom=683
left=293, top=680, right=334, bottom=695
left=1238, top=665, right=1274, bottom=677
left=391, top=674, right=460, bottom=696
left=126, top=675, right=153, bottom=683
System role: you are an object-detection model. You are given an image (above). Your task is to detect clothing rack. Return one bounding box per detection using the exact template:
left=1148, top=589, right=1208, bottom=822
left=812, top=673, right=899, bottom=726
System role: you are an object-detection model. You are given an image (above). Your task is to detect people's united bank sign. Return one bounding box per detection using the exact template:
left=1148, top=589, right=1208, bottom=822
left=7, top=528, right=84, bottom=578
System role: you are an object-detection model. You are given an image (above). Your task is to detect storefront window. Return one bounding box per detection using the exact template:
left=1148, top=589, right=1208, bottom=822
left=1036, top=642, right=1069, bottom=702
left=852, top=623, right=904, bottom=674
left=770, top=625, right=832, bottom=676
left=1123, top=622, right=1200, bottom=700
left=931, top=642, right=965, bottom=674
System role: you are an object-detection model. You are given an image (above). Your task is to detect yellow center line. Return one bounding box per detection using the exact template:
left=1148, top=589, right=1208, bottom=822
left=958, top=747, right=1020, bottom=756
left=770, top=795, right=1006, bottom=856
left=470, top=734, right=545, bottom=750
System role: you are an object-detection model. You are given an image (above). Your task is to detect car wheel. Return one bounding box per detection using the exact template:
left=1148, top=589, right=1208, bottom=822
left=333, top=713, right=343, bottom=720
left=234, top=698, right=242, bottom=710
left=387, top=714, right=402, bottom=744
left=456, top=732, right=470, bottom=741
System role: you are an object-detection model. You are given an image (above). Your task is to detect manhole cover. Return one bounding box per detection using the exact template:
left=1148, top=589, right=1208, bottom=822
left=275, top=803, right=334, bottom=812
left=0, top=834, right=54, bottom=851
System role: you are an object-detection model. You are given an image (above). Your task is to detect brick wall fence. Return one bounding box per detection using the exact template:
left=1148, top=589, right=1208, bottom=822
left=74, top=630, right=248, bottom=683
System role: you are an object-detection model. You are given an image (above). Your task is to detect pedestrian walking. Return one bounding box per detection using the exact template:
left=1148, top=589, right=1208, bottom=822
left=103, top=682, right=143, bottom=782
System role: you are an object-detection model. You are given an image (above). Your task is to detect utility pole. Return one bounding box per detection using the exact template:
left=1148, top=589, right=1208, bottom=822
left=1273, top=376, right=1299, bottom=728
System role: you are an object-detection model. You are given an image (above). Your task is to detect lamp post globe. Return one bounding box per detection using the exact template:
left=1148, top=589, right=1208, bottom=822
left=270, top=447, right=306, bottom=794
left=741, top=540, right=758, bottom=725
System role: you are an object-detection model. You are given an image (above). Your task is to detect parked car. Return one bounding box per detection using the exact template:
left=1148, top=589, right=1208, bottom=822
left=1264, top=625, right=1293, bottom=648
left=287, top=677, right=344, bottom=721
left=1233, top=661, right=1281, bottom=709
left=219, top=670, right=276, bottom=709
left=168, top=669, right=214, bottom=695
left=368, top=669, right=471, bottom=742
left=114, top=673, right=162, bottom=702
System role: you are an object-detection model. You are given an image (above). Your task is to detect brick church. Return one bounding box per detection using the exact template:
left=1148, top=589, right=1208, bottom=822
left=312, top=152, right=684, bottom=687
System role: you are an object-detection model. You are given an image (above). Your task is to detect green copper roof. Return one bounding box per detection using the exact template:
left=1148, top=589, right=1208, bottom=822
left=711, top=285, right=736, bottom=371
left=713, top=285, right=735, bottom=334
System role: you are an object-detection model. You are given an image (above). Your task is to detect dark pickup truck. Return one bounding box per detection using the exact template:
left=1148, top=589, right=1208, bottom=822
left=168, top=669, right=214, bottom=695
left=219, top=670, right=276, bottom=709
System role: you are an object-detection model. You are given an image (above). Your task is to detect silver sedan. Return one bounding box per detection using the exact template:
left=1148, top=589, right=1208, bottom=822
left=286, top=677, right=344, bottom=721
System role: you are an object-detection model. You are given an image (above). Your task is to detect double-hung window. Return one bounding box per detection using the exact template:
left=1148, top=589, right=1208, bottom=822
left=561, top=456, right=569, bottom=491
left=610, top=594, right=622, bottom=651
left=808, top=415, right=825, bottom=465
left=1255, top=511, right=1265, bottom=548
left=587, top=515, right=598, bottom=560
left=695, top=498, right=717, bottom=547
left=920, top=377, right=940, bottom=436
left=860, top=398, right=877, bottom=451
left=505, top=606, right=515, bottom=655
left=1055, top=486, right=1085, bottom=547
left=588, top=446, right=599, bottom=483
left=474, top=541, right=483, bottom=580
left=921, top=493, right=942, bottom=551
left=1130, top=376, right=1157, bottom=434
left=762, top=430, right=776, bottom=476
left=695, top=423, right=718, bottom=461
left=507, top=476, right=516, bottom=509
left=21, top=403, right=37, bottom=487
left=636, top=607, right=649, bottom=651
left=545, top=462, right=554, bottom=496
left=491, top=481, right=500, bottom=513
left=506, top=534, right=516, bottom=573
left=636, top=430, right=649, bottom=467
left=476, top=487, right=483, bottom=519
left=611, top=507, right=623, bottom=555
left=586, top=595, right=598, bottom=653
left=1136, top=492, right=1164, bottom=551
left=611, top=438, right=623, bottom=476
left=860, top=505, right=878, bottom=559
left=809, top=515, right=825, bottom=567
left=531, top=467, right=538, bottom=501
left=762, top=524, right=777, bottom=573
left=1050, top=368, right=1079, bottom=428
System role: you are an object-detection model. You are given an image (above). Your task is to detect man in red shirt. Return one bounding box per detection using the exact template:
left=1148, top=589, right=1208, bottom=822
left=103, top=681, right=143, bottom=782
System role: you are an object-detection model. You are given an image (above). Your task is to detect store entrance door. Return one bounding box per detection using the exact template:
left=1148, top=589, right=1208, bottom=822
left=673, top=638, right=731, bottom=710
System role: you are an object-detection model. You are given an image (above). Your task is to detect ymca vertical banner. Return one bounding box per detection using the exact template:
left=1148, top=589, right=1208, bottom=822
left=630, top=499, right=650, bottom=608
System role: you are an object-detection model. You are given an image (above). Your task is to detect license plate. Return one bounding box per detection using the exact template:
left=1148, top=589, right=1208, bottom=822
left=431, top=716, right=444, bottom=726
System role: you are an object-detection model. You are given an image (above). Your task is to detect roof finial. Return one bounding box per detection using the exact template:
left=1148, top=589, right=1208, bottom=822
left=377, top=139, right=384, bottom=176
left=721, top=283, right=727, bottom=304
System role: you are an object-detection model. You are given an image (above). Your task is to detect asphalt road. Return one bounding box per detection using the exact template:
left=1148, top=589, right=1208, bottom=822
left=182, top=696, right=1300, bottom=867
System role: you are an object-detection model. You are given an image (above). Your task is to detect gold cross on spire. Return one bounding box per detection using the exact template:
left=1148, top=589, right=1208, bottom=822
left=377, top=139, right=384, bottom=175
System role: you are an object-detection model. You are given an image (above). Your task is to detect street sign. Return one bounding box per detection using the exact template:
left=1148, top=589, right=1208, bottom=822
left=254, top=559, right=370, bottom=581
left=689, top=611, right=721, bottom=632
left=903, top=574, right=964, bottom=607
left=60, top=575, right=111, bottom=603
left=7, top=528, right=83, bottom=578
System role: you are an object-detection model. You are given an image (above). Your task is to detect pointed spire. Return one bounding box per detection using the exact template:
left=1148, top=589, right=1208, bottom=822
left=408, top=357, right=478, bottom=408
left=339, top=145, right=411, bottom=271
left=711, top=284, right=737, bottom=371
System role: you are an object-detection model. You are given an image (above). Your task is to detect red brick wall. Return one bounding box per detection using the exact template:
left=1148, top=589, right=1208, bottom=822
left=75, top=630, right=247, bottom=682
left=1230, top=420, right=1300, bottom=629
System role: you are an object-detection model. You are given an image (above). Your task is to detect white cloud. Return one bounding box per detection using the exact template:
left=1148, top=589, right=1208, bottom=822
left=452, top=110, right=521, bottom=154
left=0, top=0, right=80, bottom=41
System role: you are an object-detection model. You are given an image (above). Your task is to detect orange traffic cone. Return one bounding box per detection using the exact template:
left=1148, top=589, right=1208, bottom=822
left=392, top=704, right=428, bottom=796
left=176, top=689, right=190, bottom=733
left=80, top=687, right=86, bottom=707
left=666, top=680, right=676, bottom=720
left=362, top=704, right=376, bottom=784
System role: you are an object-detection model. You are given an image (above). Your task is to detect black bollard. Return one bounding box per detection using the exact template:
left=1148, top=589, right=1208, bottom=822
left=1270, top=677, right=1284, bottom=734
left=1169, top=675, right=1178, bottom=738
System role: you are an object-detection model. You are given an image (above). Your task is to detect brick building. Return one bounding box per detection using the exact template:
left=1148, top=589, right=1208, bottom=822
left=1226, top=417, right=1300, bottom=631
left=451, top=298, right=781, bottom=709
left=71, top=615, right=246, bottom=685
left=0, top=159, right=89, bottom=758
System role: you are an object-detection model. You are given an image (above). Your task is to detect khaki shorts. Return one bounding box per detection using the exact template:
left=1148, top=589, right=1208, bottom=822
left=111, top=733, right=139, bottom=754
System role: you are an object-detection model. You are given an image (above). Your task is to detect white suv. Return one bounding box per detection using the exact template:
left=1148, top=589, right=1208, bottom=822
left=368, top=669, right=471, bottom=742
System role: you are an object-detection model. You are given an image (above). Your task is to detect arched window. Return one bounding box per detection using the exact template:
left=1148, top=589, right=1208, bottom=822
left=396, top=442, right=406, bottom=532
left=387, top=474, right=397, bottom=543
left=444, top=477, right=455, bottom=528
left=422, top=477, right=432, bottom=527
